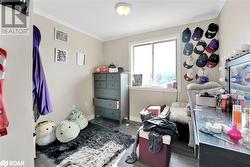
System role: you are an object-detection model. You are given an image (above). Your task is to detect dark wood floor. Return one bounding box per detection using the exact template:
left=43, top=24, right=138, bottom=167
left=91, top=118, right=198, bottom=167
left=35, top=118, right=198, bottom=167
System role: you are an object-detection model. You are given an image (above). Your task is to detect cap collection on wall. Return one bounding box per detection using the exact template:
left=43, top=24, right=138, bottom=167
left=182, top=23, right=219, bottom=83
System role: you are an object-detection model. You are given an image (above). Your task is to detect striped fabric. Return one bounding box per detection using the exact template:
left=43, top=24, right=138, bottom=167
left=0, top=48, right=7, bottom=79
left=0, top=48, right=8, bottom=137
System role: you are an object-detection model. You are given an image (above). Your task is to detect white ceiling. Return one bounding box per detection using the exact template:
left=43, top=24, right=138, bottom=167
left=33, top=0, right=225, bottom=41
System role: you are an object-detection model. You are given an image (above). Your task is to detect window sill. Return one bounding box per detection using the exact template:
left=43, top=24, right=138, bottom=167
left=129, top=86, right=177, bottom=92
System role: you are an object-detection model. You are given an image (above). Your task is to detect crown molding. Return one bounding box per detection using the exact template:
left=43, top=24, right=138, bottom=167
left=33, top=8, right=104, bottom=41
left=103, top=15, right=218, bottom=41
left=34, top=1, right=225, bottom=42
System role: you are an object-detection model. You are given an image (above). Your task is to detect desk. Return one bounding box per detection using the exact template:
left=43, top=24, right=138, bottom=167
left=192, top=106, right=250, bottom=167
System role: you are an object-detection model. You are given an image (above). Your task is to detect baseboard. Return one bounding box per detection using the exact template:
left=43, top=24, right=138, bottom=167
left=130, top=116, right=141, bottom=123
left=88, top=114, right=141, bottom=123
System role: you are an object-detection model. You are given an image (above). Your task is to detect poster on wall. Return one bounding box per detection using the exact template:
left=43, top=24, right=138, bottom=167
left=77, top=52, right=85, bottom=66
left=54, top=28, right=68, bottom=42
left=54, top=48, right=67, bottom=64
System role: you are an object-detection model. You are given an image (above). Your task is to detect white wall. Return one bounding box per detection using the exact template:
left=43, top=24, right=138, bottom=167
left=1, top=0, right=249, bottom=165
left=33, top=14, right=104, bottom=124
left=103, top=19, right=220, bottom=121
left=0, top=5, right=34, bottom=167
left=218, top=0, right=250, bottom=80
left=219, top=0, right=250, bottom=60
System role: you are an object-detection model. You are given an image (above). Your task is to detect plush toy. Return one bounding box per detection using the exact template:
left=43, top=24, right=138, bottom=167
left=68, top=108, right=88, bottom=130
left=35, top=121, right=56, bottom=146
left=56, top=120, right=80, bottom=143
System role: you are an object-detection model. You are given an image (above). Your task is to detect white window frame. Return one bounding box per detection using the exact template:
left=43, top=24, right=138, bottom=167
left=129, top=34, right=181, bottom=92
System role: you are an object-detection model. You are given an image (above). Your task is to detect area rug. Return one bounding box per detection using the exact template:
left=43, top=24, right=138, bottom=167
left=36, top=123, right=134, bottom=167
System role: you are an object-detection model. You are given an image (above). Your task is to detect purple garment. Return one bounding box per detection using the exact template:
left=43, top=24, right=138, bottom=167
left=33, top=25, right=52, bottom=118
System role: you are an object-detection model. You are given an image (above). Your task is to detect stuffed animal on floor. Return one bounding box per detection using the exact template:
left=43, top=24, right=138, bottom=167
left=35, top=121, right=57, bottom=146
left=56, top=120, right=80, bottom=143
left=68, top=108, right=88, bottom=130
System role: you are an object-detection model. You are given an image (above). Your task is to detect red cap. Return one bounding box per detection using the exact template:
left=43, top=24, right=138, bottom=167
left=0, top=48, right=7, bottom=58
left=206, top=61, right=218, bottom=68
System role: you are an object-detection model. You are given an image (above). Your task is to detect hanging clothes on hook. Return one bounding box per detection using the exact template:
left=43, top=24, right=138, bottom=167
left=33, top=25, right=53, bottom=121
left=0, top=48, right=9, bottom=137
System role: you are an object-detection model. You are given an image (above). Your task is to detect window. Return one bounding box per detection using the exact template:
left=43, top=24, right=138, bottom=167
left=131, top=39, right=177, bottom=88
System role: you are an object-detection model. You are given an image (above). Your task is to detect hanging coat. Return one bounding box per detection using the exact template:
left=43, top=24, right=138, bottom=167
left=0, top=48, right=8, bottom=136
left=33, top=25, right=53, bottom=121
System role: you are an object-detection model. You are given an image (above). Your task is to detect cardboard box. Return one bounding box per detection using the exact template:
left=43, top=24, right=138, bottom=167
left=147, top=106, right=161, bottom=116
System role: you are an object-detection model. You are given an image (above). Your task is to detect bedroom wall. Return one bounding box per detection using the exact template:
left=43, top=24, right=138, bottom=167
left=33, top=14, right=104, bottom=124
left=0, top=4, right=34, bottom=167
left=218, top=0, right=250, bottom=80
left=103, top=19, right=220, bottom=121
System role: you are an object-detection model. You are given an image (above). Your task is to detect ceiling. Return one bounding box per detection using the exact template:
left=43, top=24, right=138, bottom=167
left=33, top=0, right=225, bottom=41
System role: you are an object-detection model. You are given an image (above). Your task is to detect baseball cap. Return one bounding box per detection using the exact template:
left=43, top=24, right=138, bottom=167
left=192, top=27, right=204, bottom=41
left=184, top=69, right=194, bottom=82
left=206, top=54, right=219, bottom=68
left=196, top=68, right=209, bottom=84
left=183, top=42, right=193, bottom=56
left=205, top=23, right=219, bottom=39
left=206, top=39, right=219, bottom=54
left=183, top=56, right=194, bottom=69
left=182, top=28, right=191, bottom=43
left=196, top=53, right=208, bottom=67
left=194, top=40, right=207, bottom=54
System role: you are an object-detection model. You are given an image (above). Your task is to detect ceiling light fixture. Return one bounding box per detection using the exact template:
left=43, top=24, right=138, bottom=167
left=115, top=2, right=131, bottom=16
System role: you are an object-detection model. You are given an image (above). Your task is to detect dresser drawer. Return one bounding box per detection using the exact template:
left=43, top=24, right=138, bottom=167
left=95, top=107, right=119, bottom=120
left=107, top=80, right=120, bottom=89
left=107, top=73, right=120, bottom=80
left=94, top=98, right=119, bottom=110
left=94, top=74, right=106, bottom=81
left=95, top=81, right=106, bottom=89
left=95, top=89, right=120, bottom=99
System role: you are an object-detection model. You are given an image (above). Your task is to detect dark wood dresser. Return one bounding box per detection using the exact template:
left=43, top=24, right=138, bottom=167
left=93, top=72, right=129, bottom=124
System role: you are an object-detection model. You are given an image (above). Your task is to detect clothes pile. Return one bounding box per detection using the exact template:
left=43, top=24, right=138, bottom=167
left=125, top=107, right=179, bottom=164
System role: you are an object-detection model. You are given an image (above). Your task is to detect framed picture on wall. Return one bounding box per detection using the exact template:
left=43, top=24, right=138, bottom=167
left=55, top=48, right=67, bottom=64
left=54, top=28, right=68, bottom=42
left=132, top=74, right=143, bottom=86
left=76, top=52, right=85, bottom=66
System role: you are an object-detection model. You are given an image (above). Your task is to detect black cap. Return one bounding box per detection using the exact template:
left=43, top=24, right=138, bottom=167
left=206, top=54, right=219, bottom=68
left=196, top=53, right=208, bottom=67
left=194, top=40, right=207, bottom=54
left=183, top=57, right=194, bottom=69
left=183, top=42, right=193, bottom=56
left=192, top=27, right=204, bottom=41
left=205, top=23, right=219, bottom=39
left=182, top=28, right=191, bottom=43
